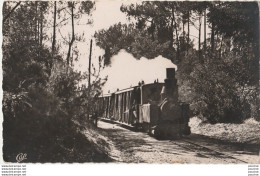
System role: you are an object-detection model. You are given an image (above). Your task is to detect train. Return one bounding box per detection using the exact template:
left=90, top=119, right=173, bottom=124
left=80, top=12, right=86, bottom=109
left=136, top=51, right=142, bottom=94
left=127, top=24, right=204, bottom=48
left=96, top=68, right=191, bottom=138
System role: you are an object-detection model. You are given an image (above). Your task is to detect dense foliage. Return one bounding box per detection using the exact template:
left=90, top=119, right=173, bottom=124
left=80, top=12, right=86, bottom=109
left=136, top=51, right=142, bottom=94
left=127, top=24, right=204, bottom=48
left=95, top=2, right=259, bottom=123
left=2, top=1, right=259, bottom=163
left=2, top=1, right=110, bottom=162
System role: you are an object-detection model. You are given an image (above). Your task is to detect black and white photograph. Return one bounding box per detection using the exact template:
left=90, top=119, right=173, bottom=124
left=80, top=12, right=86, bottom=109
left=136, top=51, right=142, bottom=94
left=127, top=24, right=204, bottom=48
left=2, top=0, right=260, bottom=164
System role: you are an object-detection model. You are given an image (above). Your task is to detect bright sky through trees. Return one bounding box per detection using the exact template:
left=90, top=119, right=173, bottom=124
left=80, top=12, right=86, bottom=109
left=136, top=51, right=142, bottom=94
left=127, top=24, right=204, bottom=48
left=4, top=1, right=209, bottom=93
left=71, top=1, right=206, bottom=93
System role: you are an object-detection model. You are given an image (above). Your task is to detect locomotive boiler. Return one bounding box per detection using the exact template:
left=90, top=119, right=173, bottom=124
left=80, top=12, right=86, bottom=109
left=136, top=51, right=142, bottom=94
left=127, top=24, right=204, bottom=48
left=97, top=68, right=191, bottom=138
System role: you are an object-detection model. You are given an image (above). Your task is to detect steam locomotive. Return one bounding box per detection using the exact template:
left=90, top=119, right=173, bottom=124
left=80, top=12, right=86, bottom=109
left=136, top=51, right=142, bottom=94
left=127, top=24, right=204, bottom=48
left=96, top=68, right=191, bottom=138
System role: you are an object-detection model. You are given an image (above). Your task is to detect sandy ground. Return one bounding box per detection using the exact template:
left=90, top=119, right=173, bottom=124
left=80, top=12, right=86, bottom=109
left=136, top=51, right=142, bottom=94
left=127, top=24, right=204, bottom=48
left=189, top=117, right=260, bottom=145
left=95, top=120, right=260, bottom=164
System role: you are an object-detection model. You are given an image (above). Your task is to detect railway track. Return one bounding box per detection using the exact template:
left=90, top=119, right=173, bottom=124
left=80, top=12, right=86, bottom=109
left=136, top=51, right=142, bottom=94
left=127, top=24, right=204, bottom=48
left=99, top=120, right=254, bottom=163
left=98, top=120, right=259, bottom=163
left=170, top=138, right=248, bottom=163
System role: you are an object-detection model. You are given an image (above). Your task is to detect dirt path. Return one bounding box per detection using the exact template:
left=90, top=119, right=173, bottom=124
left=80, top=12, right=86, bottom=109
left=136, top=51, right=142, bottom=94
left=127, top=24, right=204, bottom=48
left=97, top=120, right=260, bottom=164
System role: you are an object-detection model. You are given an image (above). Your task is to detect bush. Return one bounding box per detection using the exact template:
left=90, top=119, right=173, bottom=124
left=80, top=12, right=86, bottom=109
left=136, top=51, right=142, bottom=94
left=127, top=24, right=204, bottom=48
left=177, top=47, right=258, bottom=124
left=3, top=73, right=109, bottom=162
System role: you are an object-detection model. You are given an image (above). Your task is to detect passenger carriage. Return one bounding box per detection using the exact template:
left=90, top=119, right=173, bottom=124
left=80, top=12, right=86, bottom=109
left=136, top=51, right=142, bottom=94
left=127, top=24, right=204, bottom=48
left=97, top=68, right=191, bottom=138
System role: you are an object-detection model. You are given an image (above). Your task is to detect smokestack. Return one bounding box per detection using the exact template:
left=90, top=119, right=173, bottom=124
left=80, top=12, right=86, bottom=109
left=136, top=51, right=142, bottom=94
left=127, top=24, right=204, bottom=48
left=166, top=68, right=175, bottom=79
left=164, top=68, right=178, bottom=102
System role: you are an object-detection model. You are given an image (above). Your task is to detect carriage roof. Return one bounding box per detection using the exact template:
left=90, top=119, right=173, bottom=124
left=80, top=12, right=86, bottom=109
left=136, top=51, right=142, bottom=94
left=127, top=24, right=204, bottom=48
left=100, top=82, right=164, bottom=98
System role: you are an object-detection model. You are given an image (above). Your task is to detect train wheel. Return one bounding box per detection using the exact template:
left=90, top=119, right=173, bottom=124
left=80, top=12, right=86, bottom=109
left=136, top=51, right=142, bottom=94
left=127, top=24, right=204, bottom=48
left=154, top=128, right=161, bottom=139
left=182, top=126, right=191, bottom=135
left=154, top=128, right=167, bottom=140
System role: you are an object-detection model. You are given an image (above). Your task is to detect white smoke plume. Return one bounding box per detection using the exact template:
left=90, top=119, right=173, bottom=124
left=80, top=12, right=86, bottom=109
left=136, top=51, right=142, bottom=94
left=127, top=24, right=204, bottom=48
left=100, top=49, right=177, bottom=93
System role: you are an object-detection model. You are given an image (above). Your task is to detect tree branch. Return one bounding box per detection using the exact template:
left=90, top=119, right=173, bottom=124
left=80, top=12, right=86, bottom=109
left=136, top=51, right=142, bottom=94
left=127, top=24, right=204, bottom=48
left=3, top=1, right=22, bottom=23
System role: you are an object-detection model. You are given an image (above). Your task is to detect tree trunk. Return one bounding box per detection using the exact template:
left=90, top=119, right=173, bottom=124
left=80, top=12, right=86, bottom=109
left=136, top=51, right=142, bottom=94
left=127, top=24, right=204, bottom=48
left=88, top=39, right=93, bottom=88
left=216, top=31, right=219, bottom=55
left=169, top=15, right=174, bottom=50
left=52, top=1, right=57, bottom=54
left=211, top=21, right=215, bottom=53
left=182, top=16, right=185, bottom=46
left=66, top=2, right=75, bottom=65
left=186, top=10, right=190, bottom=54
left=35, top=1, right=38, bottom=43
left=219, top=35, right=223, bottom=59
left=172, top=7, right=180, bottom=61
left=198, top=14, right=201, bottom=61
left=151, top=20, right=155, bottom=41
left=40, top=9, right=43, bottom=46
left=87, top=39, right=93, bottom=120
left=204, top=9, right=206, bottom=52
left=253, top=5, right=259, bottom=88
left=187, top=10, right=190, bottom=44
